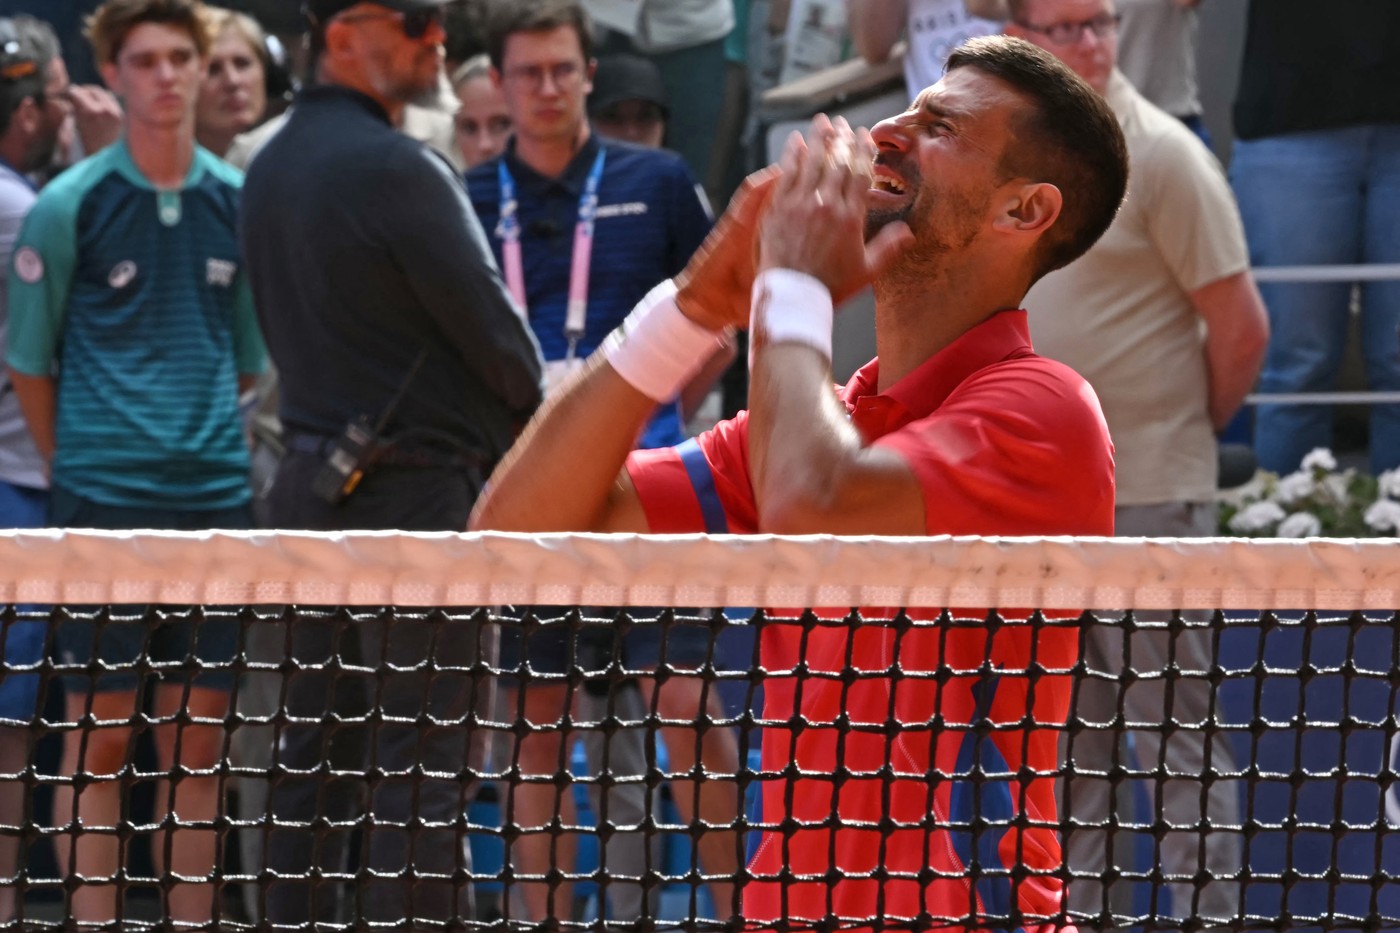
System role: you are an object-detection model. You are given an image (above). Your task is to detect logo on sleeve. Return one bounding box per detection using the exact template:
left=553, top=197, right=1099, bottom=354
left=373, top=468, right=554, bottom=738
left=13, top=247, right=43, bottom=284
left=206, top=258, right=236, bottom=288
left=108, top=261, right=137, bottom=289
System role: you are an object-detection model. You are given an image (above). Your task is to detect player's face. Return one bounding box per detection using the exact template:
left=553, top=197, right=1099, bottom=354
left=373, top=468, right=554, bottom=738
left=197, top=28, right=268, bottom=141
left=1007, top=0, right=1118, bottom=96
left=495, top=26, right=593, bottom=147
left=102, top=23, right=204, bottom=131
left=866, top=67, right=1026, bottom=258
left=454, top=73, right=512, bottom=168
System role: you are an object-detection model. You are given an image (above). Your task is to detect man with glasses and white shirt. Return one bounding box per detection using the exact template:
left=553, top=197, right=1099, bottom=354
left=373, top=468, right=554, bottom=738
left=239, top=0, right=543, bottom=926
left=1001, top=0, right=1267, bottom=927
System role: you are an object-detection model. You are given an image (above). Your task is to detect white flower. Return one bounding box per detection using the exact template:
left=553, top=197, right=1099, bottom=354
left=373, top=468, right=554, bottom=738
left=1364, top=499, right=1400, bottom=534
left=1218, top=470, right=1271, bottom=509
left=1277, top=511, right=1323, bottom=538
left=1300, top=448, right=1338, bottom=473
left=1322, top=472, right=1352, bottom=504
left=1228, top=500, right=1286, bottom=533
left=1274, top=470, right=1315, bottom=505
left=1379, top=468, right=1400, bottom=501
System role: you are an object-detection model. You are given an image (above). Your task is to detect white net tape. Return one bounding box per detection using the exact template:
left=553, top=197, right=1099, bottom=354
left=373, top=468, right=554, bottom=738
left=0, top=530, right=1395, bottom=610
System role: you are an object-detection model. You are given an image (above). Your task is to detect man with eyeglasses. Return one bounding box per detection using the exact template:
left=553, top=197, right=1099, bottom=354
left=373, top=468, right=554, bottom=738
left=1001, top=0, right=1266, bottom=928
left=464, top=0, right=733, bottom=924
left=239, top=0, right=544, bottom=927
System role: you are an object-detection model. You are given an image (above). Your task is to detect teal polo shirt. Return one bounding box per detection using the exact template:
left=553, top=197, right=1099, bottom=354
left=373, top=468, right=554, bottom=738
left=6, top=139, right=265, bottom=510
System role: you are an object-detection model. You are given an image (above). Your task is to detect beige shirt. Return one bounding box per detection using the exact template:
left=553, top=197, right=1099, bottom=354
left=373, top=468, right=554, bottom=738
left=1116, top=0, right=1201, bottom=119
left=1026, top=70, right=1249, bottom=507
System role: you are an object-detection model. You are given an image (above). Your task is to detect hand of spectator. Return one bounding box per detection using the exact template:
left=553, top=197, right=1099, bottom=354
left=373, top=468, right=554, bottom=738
left=757, top=114, right=912, bottom=301
left=675, top=165, right=780, bottom=332
left=68, top=84, right=123, bottom=155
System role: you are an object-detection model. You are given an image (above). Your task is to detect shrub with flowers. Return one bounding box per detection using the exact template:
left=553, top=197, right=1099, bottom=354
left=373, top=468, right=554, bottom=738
left=1219, top=447, right=1400, bottom=537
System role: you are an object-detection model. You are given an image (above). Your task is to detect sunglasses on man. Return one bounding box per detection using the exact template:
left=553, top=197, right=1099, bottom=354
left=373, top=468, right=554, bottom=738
left=333, top=6, right=444, bottom=40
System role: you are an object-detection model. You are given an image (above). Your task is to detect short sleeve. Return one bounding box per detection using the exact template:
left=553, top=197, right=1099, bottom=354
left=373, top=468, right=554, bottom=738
left=872, top=359, right=1116, bottom=536
left=6, top=190, right=78, bottom=376
left=628, top=411, right=757, bottom=533
left=1139, top=126, right=1250, bottom=294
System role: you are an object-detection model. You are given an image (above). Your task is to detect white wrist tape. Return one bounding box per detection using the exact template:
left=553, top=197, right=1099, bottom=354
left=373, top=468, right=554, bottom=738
left=603, top=279, right=729, bottom=402
left=750, top=268, right=834, bottom=362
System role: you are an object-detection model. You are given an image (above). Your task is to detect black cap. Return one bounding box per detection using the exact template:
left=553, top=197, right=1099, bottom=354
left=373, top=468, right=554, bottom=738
left=303, top=0, right=447, bottom=28
left=587, top=54, right=668, bottom=117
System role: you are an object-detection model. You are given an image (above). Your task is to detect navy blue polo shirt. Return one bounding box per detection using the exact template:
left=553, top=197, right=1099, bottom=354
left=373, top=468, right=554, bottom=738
left=467, top=134, right=712, bottom=448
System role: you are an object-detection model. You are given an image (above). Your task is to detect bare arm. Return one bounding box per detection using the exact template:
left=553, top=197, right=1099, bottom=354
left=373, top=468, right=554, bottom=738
left=8, top=370, right=55, bottom=463
left=747, top=120, right=921, bottom=535
left=846, top=0, right=909, bottom=64
left=678, top=341, right=738, bottom=424
left=1190, top=269, right=1269, bottom=432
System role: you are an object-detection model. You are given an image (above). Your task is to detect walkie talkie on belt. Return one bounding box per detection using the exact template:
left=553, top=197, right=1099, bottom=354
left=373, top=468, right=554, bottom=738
left=311, top=349, right=428, bottom=504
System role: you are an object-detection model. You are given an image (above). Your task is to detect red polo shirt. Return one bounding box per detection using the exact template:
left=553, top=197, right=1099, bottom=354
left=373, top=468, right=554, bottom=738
left=626, top=309, right=1114, bottom=931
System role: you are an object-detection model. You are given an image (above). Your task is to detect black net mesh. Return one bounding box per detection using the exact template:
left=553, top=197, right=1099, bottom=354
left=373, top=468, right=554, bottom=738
left=0, top=601, right=1396, bottom=931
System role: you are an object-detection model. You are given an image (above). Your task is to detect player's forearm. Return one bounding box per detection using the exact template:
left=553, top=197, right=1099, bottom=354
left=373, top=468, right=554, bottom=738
left=7, top=369, right=56, bottom=463
left=468, top=356, right=654, bottom=533
left=748, top=343, right=862, bottom=533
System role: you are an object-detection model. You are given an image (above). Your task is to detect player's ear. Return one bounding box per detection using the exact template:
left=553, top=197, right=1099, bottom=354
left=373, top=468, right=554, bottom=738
left=992, top=181, right=1062, bottom=236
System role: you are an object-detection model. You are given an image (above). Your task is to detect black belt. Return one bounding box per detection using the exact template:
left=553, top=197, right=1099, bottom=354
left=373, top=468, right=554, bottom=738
left=284, top=431, right=485, bottom=470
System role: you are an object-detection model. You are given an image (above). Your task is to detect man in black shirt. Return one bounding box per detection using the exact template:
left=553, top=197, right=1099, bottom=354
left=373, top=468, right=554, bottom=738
left=239, top=0, right=543, bottom=925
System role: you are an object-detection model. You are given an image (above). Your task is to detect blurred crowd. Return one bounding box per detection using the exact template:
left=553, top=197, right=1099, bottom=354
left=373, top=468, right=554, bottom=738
left=0, top=0, right=1396, bottom=927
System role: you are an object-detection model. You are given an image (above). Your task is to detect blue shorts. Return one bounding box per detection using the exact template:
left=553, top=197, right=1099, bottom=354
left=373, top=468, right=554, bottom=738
left=0, top=480, right=49, bottom=721
left=48, top=485, right=252, bottom=693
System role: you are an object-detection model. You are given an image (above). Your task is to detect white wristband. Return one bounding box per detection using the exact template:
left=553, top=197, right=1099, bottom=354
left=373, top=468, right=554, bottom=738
left=750, top=268, right=834, bottom=363
left=603, top=279, right=730, bottom=403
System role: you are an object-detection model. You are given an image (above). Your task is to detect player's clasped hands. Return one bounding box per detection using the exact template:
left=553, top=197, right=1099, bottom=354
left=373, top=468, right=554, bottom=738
left=758, top=114, right=912, bottom=302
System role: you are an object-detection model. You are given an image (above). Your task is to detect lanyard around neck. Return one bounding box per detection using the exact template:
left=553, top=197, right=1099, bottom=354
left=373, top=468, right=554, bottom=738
left=497, top=147, right=607, bottom=360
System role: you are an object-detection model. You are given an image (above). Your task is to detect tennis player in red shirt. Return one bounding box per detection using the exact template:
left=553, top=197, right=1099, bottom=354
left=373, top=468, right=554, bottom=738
left=473, top=35, right=1128, bottom=931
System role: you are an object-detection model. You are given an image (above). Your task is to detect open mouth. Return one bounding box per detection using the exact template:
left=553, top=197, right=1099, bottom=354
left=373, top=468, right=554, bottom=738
left=870, top=167, right=908, bottom=196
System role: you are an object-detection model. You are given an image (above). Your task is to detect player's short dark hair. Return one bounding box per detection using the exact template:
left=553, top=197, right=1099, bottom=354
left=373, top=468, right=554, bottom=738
left=0, top=16, right=60, bottom=136
left=486, top=0, right=594, bottom=73
left=85, top=0, right=214, bottom=66
left=946, top=35, right=1129, bottom=281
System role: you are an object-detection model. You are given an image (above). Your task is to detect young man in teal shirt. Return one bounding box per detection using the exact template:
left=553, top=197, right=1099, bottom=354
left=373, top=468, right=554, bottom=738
left=5, top=0, right=264, bottom=925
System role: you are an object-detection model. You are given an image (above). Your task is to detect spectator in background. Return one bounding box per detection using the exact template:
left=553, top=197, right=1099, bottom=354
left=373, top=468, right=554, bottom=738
left=467, top=0, right=733, bottom=920
left=1231, top=0, right=1400, bottom=475
left=5, top=0, right=265, bottom=925
left=195, top=7, right=269, bottom=158
left=0, top=14, right=70, bottom=923
left=1006, top=0, right=1267, bottom=926
left=451, top=52, right=511, bottom=169
left=1116, top=0, right=1207, bottom=146
left=847, top=0, right=997, bottom=101
left=239, top=0, right=543, bottom=925
left=588, top=53, right=666, bottom=148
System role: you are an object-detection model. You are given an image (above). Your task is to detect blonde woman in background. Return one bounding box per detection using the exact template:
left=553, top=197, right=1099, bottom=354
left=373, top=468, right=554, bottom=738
left=196, top=7, right=270, bottom=158
left=451, top=53, right=511, bottom=169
